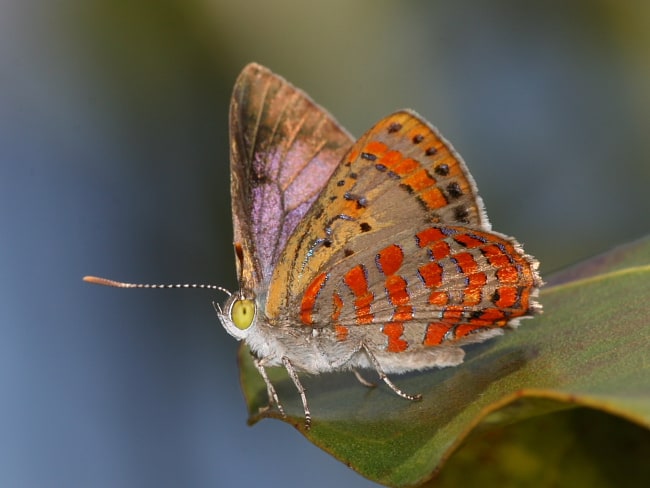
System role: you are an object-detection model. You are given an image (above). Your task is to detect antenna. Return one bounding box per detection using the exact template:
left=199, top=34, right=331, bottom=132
left=83, top=275, right=232, bottom=297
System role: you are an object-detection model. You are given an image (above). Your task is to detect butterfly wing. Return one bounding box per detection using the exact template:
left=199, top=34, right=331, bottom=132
left=297, top=222, right=540, bottom=352
left=265, top=111, right=541, bottom=351
left=266, top=111, right=498, bottom=317
left=229, top=63, right=354, bottom=293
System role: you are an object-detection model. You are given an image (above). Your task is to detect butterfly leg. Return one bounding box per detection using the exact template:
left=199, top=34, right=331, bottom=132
left=252, top=355, right=286, bottom=418
left=361, top=343, right=423, bottom=401
left=282, top=356, right=312, bottom=430
left=353, top=369, right=376, bottom=388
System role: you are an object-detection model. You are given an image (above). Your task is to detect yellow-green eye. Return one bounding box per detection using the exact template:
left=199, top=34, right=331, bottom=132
left=231, top=299, right=255, bottom=330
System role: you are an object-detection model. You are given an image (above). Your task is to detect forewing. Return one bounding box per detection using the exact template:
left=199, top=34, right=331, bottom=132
left=229, top=63, right=354, bottom=293
left=266, top=111, right=490, bottom=318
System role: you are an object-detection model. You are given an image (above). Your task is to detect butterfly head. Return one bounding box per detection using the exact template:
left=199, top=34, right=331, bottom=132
left=217, top=291, right=258, bottom=341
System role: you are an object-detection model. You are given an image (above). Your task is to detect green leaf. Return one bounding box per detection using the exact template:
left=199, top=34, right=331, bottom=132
left=238, top=236, right=650, bottom=487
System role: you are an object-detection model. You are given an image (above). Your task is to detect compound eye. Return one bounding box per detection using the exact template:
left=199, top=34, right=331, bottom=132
left=231, top=299, right=255, bottom=330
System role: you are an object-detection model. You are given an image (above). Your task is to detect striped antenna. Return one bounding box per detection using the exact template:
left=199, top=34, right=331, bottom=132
left=83, top=275, right=232, bottom=297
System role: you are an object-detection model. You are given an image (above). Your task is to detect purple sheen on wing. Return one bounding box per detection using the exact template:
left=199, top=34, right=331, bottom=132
left=281, top=141, right=339, bottom=211
left=277, top=199, right=313, bottom=261
left=248, top=139, right=343, bottom=282
left=276, top=113, right=327, bottom=183
left=251, top=183, right=283, bottom=280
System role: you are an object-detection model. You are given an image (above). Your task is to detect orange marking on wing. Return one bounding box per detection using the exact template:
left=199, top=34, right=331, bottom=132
left=454, top=252, right=478, bottom=274
left=354, top=293, right=375, bottom=308
left=453, top=233, right=485, bottom=248
left=300, top=272, right=328, bottom=325
left=429, top=291, right=449, bottom=306
left=479, top=308, right=506, bottom=322
left=380, top=150, right=403, bottom=167
left=393, top=306, right=413, bottom=322
left=344, top=265, right=374, bottom=325
left=377, top=246, right=413, bottom=323
left=424, top=322, right=450, bottom=346
left=495, top=286, right=518, bottom=308
left=376, top=244, right=403, bottom=276
left=356, top=313, right=374, bottom=325
left=386, top=275, right=409, bottom=305
left=335, top=324, right=349, bottom=341
left=420, top=186, right=448, bottom=210
left=391, top=157, right=420, bottom=176
left=332, top=293, right=343, bottom=321
left=482, top=245, right=511, bottom=267
left=432, top=241, right=451, bottom=260
left=497, top=266, right=519, bottom=284
left=469, top=272, right=487, bottom=287
left=354, top=292, right=374, bottom=324
left=355, top=293, right=374, bottom=310
left=344, top=265, right=368, bottom=296
left=462, top=317, right=492, bottom=327
left=402, top=168, right=436, bottom=192
left=234, top=242, right=244, bottom=262
left=418, top=262, right=443, bottom=288
left=383, top=322, right=408, bottom=352
left=416, top=228, right=447, bottom=247
left=442, top=306, right=463, bottom=322
left=341, top=200, right=365, bottom=219
left=464, top=273, right=487, bottom=305
left=365, top=140, right=388, bottom=156
left=455, top=323, right=487, bottom=338
left=347, top=148, right=360, bottom=162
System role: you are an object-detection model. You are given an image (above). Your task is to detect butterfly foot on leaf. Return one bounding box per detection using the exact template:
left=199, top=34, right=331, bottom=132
left=382, top=375, right=422, bottom=402
left=353, top=369, right=377, bottom=388
left=257, top=402, right=286, bottom=418
left=282, top=357, right=312, bottom=430
left=361, top=343, right=423, bottom=402
left=252, top=356, right=286, bottom=418
left=407, top=392, right=423, bottom=402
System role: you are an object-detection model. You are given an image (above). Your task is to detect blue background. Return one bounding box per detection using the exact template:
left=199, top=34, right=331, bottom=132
left=2, top=1, right=649, bottom=487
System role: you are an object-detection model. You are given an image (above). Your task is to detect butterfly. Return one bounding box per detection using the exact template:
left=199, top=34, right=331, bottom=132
left=85, top=63, right=542, bottom=429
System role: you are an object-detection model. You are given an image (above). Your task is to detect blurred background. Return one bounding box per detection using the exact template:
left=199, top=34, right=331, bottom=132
left=1, top=1, right=649, bottom=486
